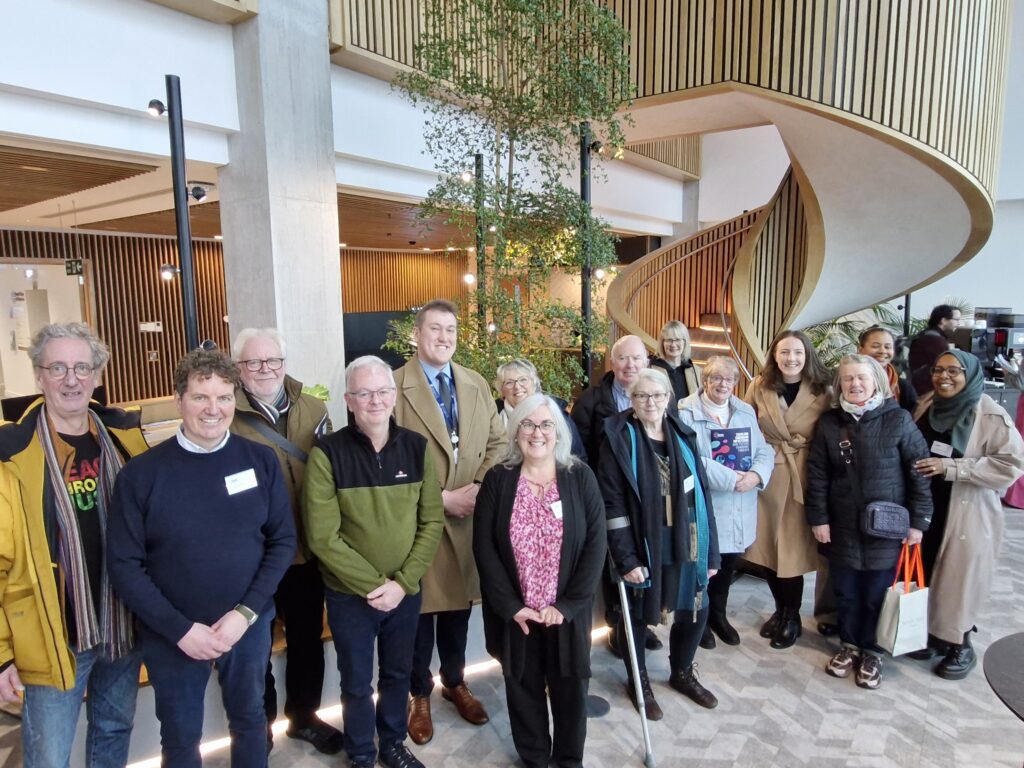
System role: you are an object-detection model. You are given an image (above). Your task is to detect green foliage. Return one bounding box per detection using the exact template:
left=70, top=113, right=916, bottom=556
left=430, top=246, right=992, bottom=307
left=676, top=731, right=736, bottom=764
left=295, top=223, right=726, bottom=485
left=301, top=384, right=331, bottom=401
left=391, top=0, right=631, bottom=398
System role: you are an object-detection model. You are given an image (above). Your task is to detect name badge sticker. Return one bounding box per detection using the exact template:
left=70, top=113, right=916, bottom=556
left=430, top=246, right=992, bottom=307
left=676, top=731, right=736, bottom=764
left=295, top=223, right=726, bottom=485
left=683, top=475, right=695, bottom=494
left=930, top=441, right=954, bottom=458
left=225, top=468, right=258, bottom=495
left=550, top=500, right=563, bottom=520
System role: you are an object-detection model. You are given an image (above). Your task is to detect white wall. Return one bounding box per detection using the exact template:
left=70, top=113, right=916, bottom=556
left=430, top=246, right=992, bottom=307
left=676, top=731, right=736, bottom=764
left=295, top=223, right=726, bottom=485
left=698, top=125, right=790, bottom=224
left=0, top=264, right=83, bottom=397
left=0, top=0, right=237, bottom=163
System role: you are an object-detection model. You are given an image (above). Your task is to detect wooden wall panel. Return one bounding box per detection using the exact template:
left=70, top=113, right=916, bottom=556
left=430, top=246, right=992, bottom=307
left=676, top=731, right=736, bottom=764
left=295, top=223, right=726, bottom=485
left=626, top=136, right=702, bottom=177
left=339, top=248, right=470, bottom=313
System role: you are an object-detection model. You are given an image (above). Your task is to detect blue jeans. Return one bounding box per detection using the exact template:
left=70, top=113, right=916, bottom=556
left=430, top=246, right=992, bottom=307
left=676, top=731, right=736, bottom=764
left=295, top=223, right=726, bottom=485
left=22, top=645, right=142, bottom=768
left=326, top=588, right=422, bottom=763
left=141, top=612, right=272, bottom=768
left=830, top=562, right=896, bottom=655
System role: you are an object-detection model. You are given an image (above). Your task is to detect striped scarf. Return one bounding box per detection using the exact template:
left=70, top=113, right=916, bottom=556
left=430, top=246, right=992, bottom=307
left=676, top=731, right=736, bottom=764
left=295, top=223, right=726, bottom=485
left=37, top=406, right=134, bottom=659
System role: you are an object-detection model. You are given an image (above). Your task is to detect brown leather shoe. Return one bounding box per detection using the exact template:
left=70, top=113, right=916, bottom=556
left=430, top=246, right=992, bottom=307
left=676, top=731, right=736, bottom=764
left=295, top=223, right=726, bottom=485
left=441, top=683, right=489, bottom=725
left=407, top=695, right=433, bottom=745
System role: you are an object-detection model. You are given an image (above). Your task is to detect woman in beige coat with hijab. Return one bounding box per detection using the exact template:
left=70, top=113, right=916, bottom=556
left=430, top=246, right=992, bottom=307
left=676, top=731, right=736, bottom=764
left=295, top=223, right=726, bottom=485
left=744, top=330, right=832, bottom=649
left=911, top=350, right=1024, bottom=679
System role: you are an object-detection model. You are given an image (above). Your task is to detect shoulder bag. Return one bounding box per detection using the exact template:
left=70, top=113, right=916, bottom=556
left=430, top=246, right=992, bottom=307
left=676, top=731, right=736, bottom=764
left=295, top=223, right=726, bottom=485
left=838, top=425, right=910, bottom=540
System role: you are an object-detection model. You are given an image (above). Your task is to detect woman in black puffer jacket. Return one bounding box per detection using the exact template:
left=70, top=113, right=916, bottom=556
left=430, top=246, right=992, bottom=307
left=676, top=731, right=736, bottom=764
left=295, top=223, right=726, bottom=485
left=805, top=354, right=932, bottom=691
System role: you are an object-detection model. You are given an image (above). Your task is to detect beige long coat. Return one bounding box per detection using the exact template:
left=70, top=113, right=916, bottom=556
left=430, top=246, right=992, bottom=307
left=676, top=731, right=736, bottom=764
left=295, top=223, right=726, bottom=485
left=925, top=394, right=1024, bottom=644
left=393, top=358, right=506, bottom=613
left=744, top=378, right=831, bottom=577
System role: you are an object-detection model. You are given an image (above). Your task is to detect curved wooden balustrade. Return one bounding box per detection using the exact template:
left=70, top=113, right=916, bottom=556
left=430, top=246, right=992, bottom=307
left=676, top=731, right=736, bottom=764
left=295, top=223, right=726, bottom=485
left=606, top=209, right=759, bottom=362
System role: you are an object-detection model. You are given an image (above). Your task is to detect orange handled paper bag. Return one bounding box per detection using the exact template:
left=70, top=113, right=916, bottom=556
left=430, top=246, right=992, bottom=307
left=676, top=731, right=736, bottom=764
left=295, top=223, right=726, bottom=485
left=877, top=543, right=929, bottom=656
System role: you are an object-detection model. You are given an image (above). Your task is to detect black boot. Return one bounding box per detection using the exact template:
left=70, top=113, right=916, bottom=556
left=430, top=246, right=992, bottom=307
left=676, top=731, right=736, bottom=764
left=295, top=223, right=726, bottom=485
left=935, top=630, right=977, bottom=680
left=759, top=611, right=781, bottom=639
left=626, top=673, right=663, bottom=721
left=699, top=624, right=716, bottom=649
left=708, top=591, right=740, bottom=645
left=770, top=608, right=802, bottom=649
left=668, top=664, right=719, bottom=709
left=908, top=634, right=950, bottom=661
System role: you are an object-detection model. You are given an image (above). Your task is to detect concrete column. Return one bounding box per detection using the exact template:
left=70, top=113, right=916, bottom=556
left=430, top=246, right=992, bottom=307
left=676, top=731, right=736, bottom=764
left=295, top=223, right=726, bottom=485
left=668, top=179, right=701, bottom=243
left=218, top=0, right=346, bottom=424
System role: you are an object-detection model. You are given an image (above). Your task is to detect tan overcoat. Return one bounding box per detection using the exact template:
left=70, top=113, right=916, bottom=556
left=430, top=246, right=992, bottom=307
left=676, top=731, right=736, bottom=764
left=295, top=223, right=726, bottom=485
left=393, top=358, right=506, bottom=613
left=925, top=394, right=1024, bottom=644
left=743, top=378, right=831, bottom=577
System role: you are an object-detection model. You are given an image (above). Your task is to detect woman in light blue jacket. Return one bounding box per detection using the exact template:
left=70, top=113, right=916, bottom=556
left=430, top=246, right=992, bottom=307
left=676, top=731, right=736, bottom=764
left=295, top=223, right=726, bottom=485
left=678, top=356, right=775, bottom=648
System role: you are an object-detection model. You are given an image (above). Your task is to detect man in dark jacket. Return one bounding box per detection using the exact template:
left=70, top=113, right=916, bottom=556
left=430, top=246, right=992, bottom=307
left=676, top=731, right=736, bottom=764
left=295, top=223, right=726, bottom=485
left=908, top=305, right=961, bottom=395
left=229, top=328, right=340, bottom=755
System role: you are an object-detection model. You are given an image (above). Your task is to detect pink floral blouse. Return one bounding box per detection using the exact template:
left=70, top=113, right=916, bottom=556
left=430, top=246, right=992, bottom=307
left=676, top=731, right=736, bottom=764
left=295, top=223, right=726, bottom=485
left=510, top=475, right=564, bottom=611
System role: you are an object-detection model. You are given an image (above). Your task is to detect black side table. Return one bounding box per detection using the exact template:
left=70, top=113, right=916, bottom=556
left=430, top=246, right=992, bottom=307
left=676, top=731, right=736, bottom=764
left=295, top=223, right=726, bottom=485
left=984, top=631, right=1024, bottom=722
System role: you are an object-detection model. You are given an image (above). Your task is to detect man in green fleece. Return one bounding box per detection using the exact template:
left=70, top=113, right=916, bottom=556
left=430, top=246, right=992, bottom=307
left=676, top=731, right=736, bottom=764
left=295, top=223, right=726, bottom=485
left=302, top=355, right=443, bottom=768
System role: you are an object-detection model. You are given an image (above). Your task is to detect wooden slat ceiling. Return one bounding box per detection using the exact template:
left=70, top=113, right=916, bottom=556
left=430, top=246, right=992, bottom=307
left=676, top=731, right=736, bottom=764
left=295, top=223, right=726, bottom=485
left=86, top=193, right=472, bottom=250
left=0, top=146, right=156, bottom=212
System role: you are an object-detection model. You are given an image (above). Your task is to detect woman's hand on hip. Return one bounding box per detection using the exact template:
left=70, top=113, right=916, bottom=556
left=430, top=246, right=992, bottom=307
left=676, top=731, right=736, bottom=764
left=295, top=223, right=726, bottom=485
left=811, top=524, right=831, bottom=544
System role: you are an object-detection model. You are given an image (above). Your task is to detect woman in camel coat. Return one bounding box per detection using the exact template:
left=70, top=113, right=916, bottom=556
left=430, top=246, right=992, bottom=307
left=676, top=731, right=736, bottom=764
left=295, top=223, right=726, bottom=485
left=744, top=330, right=832, bottom=649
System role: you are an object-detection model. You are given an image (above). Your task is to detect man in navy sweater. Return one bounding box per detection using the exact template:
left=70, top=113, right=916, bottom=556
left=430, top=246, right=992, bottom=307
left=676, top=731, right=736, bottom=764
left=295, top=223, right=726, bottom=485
left=108, top=349, right=296, bottom=768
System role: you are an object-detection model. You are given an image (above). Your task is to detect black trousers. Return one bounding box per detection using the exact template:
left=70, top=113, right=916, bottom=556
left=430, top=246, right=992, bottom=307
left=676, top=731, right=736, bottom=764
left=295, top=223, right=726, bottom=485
left=619, top=602, right=709, bottom=678
left=765, top=572, right=805, bottom=611
left=504, top=626, right=588, bottom=768
left=706, top=553, right=741, bottom=603
left=409, top=608, right=471, bottom=696
left=264, top=559, right=328, bottom=727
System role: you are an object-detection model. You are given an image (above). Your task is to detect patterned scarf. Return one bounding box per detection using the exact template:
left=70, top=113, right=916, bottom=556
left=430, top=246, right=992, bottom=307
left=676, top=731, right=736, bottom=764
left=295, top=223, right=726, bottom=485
left=37, top=406, right=134, bottom=659
left=885, top=363, right=902, bottom=402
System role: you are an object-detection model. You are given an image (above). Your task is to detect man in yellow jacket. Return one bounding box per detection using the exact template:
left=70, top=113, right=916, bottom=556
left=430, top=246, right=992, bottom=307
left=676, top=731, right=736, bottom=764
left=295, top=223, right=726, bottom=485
left=0, top=323, right=149, bottom=767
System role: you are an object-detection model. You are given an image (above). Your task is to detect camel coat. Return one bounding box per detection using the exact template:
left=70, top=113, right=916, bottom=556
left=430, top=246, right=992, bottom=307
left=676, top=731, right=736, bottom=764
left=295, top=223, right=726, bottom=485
left=393, top=358, right=506, bottom=613
left=924, top=394, right=1024, bottom=644
left=743, top=378, right=831, bottom=577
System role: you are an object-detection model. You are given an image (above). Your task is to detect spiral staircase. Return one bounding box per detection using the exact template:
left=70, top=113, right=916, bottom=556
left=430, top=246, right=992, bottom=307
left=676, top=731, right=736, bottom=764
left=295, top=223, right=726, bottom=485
left=606, top=1, right=1012, bottom=379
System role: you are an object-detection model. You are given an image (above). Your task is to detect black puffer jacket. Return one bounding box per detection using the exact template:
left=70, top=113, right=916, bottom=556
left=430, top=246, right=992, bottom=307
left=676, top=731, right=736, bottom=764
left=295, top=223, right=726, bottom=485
left=805, top=398, right=932, bottom=570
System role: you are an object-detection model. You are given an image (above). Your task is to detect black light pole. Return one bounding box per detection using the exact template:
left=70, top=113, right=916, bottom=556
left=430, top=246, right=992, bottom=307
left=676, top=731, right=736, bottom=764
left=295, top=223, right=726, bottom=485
left=579, top=122, right=593, bottom=387
left=902, top=293, right=912, bottom=339
left=161, top=74, right=200, bottom=351
left=474, top=152, right=486, bottom=325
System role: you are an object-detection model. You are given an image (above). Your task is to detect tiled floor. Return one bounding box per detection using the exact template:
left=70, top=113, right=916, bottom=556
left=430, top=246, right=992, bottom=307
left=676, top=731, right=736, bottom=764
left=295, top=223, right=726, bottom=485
left=3, top=509, right=1023, bottom=767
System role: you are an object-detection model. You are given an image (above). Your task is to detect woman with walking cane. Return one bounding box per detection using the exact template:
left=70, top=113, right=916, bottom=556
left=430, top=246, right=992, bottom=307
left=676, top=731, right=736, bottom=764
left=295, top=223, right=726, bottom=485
left=598, top=368, right=721, bottom=719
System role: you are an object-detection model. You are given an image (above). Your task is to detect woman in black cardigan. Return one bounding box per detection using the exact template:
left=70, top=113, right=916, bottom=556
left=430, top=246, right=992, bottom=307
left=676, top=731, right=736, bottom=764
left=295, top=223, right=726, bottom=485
left=805, top=354, right=931, bottom=690
left=474, top=393, right=606, bottom=768
left=599, top=368, right=721, bottom=719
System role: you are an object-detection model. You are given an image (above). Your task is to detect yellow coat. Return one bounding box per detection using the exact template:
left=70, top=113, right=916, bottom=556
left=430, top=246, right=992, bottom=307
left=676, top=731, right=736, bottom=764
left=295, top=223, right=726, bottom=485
left=0, top=399, right=149, bottom=689
left=393, top=359, right=506, bottom=613
left=743, top=379, right=831, bottom=577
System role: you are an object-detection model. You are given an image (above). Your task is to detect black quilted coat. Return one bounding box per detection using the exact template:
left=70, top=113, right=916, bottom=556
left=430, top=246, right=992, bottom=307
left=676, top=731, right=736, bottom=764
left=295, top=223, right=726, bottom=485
left=805, top=398, right=932, bottom=570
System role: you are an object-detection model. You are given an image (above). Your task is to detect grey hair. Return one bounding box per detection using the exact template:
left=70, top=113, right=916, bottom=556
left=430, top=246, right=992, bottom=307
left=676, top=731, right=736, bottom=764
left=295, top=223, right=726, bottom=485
left=702, top=355, right=740, bottom=380
left=833, top=354, right=892, bottom=406
left=493, top=358, right=541, bottom=395
left=232, top=327, right=287, bottom=360
left=628, top=367, right=672, bottom=398
left=610, top=334, right=647, bottom=359
left=658, top=320, right=692, bottom=361
left=29, top=323, right=110, bottom=371
left=498, top=393, right=580, bottom=470
left=345, top=355, right=396, bottom=391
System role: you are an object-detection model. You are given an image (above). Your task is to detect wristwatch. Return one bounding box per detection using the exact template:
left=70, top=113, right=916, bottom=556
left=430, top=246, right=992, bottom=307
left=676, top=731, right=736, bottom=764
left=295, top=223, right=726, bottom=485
left=234, top=603, right=259, bottom=626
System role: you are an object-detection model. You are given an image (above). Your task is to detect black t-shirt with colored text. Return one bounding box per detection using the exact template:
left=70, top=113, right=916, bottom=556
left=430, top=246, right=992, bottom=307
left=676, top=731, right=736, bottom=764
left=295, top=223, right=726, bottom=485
left=58, top=431, right=104, bottom=624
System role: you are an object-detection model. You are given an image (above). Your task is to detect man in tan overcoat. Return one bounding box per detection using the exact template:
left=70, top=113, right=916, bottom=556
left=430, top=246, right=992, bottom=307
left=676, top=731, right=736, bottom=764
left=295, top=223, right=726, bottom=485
left=393, top=299, right=505, bottom=745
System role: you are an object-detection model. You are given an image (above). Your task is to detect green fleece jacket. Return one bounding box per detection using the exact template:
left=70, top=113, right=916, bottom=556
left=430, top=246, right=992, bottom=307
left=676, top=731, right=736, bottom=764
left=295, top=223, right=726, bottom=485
left=302, top=421, right=443, bottom=596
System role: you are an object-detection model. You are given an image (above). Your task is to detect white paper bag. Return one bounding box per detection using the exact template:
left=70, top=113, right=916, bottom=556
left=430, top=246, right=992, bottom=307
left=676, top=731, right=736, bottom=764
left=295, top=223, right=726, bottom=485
left=877, top=580, right=929, bottom=656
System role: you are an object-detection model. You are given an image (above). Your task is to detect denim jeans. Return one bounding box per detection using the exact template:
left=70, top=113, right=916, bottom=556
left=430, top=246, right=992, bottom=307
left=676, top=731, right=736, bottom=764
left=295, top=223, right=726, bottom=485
left=22, top=645, right=142, bottom=768
left=141, top=611, right=273, bottom=768
left=830, top=562, right=896, bottom=655
left=326, top=588, right=421, bottom=763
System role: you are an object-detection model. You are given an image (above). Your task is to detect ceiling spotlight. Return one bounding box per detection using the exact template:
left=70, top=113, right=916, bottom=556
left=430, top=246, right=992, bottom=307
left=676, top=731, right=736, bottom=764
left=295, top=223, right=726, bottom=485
left=422, top=247, right=431, bottom=251
left=338, top=242, right=347, bottom=248
left=486, top=322, right=497, bottom=333
left=188, top=185, right=207, bottom=203
left=467, top=246, right=476, bottom=252
left=147, top=99, right=166, bottom=117
left=594, top=268, right=606, bottom=280
left=459, top=170, right=474, bottom=183
left=463, top=273, right=476, bottom=285
left=446, top=246, right=456, bottom=252
left=487, top=224, right=497, bottom=233
left=213, top=234, right=223, bottom=241
left=25, top=268, right=35, bottom=279
left=159, top=264, right=180, bottom=281
left=589, top=140, right=605, bottom=155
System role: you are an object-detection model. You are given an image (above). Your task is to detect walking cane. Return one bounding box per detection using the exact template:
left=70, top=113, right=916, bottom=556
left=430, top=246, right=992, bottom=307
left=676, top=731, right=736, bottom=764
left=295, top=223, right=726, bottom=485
left=615, top=568, right=657, bottom=768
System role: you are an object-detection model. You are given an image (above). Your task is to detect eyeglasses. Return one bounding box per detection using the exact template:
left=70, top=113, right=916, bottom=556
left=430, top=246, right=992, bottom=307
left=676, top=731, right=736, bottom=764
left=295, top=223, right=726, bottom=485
left=631, top=392, right=668, bottom=403
left=930, top=366, right=966, bottom=377
left=706, top=375, right=737, bottom=385
left=519, top=419, right=556, bottom=435
left=502, top=376, right=531, bottom=389
left=348, top=387, right=396, bottom=402
left=240, top=357, right=284, bottom=372
left=37, top=362, right=96, bottom=380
